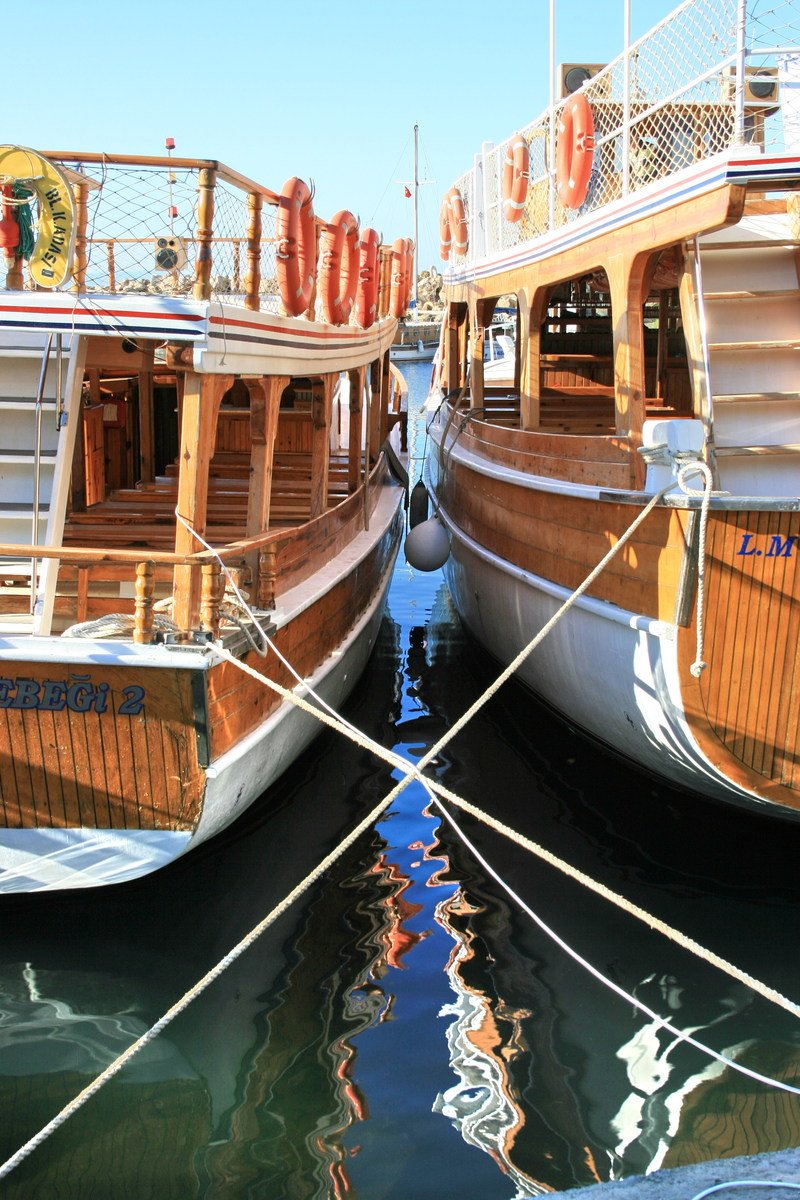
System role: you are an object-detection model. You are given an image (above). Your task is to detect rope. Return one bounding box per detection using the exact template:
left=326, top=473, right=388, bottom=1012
left=3, top=473, right=795, bottom=1179
left=0, top=789, right=397, bottom=1183
left=677, top=459, right=713, bottom=676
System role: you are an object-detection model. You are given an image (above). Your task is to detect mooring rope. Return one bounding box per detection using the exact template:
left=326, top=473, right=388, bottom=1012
left=2, top=468, right=793, bottom=1180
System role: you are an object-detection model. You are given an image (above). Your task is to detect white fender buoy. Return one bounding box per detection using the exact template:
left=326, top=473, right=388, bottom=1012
left=404, top=515, right=450, bottom=572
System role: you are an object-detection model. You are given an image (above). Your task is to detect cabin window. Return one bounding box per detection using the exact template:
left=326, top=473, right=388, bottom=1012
left=641, top=246, right=690, bottom=418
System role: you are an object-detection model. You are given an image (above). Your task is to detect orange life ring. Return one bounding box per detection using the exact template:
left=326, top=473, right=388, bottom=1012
left=320, top=209, right=359, bottom=325
left=502, top=133, right=529, bottom=223
left=276, top=177, right=317, bottom=317
left=355, top=227, right=380, bottom=328
left=439, top=186, right=468, bottom=260
left=389, top=237, right=413, bottom=318
left=556, top=93, right=595, bottom=210
left=439, top=196, right=452, bottom=260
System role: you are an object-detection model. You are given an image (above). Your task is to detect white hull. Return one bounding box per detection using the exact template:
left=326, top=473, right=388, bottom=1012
left=441, top=516, right=795, bottom=821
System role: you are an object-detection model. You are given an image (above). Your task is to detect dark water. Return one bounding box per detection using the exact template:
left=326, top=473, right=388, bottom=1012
left=0, top=359, right=799, bottom=1198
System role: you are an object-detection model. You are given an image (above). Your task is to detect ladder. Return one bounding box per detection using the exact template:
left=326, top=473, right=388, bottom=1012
left=0, top=331, right=86, bottom=634
left=694, top=209, right=800, bottom=498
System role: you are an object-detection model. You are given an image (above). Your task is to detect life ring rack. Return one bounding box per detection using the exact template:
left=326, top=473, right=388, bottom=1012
left=556, top=92, right=595, bottom=210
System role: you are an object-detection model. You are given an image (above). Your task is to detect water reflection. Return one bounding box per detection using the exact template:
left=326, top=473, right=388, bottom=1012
left=0, top=369, right=799, bottom=1197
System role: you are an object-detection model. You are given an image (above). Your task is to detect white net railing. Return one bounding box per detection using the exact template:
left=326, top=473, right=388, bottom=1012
left=446, top=0, right=800, bottom=270
left=7, top=157, right=282, bottom=307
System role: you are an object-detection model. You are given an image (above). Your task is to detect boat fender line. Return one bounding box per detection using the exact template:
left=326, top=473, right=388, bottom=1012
left=2, top=490, right=797, bottom=1183
left=676, top=459, right=713, bottom=677
left=502, top=133, right=530, bottom=223
left=276, top=176, right=317, bottom=318
left=320, top=209, right=359, bottom=325
left=409, top=478, right=429, bottom=528
left=355, top=227, right=380, bottom=329
left=556, top=92, right=595, bottom=210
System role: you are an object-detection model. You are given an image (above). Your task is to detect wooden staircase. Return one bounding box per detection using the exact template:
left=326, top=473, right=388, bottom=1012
left=697, top=212, right=800, bottom=497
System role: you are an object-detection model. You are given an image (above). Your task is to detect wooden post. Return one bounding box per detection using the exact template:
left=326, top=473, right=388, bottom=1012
left=200, top=561, right=222, bottom=638
left=193, top=167, right=217, bottom=301
left=245, top=376, right=285, bottom=536
left=133, top=560, right=155, bottom=644
left=71, top=182, right=89, bottom=293
left=309, top=374, right=334, bottom=518
left=106, top=240, right=116, bottom=293
left=368, top=360, right=382, bottom=462
left=244, top=192, right=262, bottom=311
left=347, top=366, right=364, bottom=493
left=171, top=371, right=232, bottom=630
left=606, top=252, right=647, bottom=486
left=520, top=289, right=546, bottom=430
left=137, top=369, right=155, bottom=484
left=305, top=222, right=321, bottom=321
left=258, top=542, right=278, bottom=610
left=378, top=352, right=391, bottom=447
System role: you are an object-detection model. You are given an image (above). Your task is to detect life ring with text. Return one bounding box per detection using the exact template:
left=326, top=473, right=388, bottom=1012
left=320, top=209, right=359, bottom=325
left=439, top=195, right=452, bottom=260
left=276, top=176, right=317, bottom=317
left=0, top=146, right=76, bottom=288
left=502, top=133, right=529, bottom=223
left=389, top=237, right=413, bottom=318
left=355, top=227, right=380, bottom=328
left=556, top=93, right=595, bottom=210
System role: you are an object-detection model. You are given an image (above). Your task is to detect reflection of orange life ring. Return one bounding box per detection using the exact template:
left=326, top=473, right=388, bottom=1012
left=276, top=177, right=317, bottom=317
left=320, top=209, right=359, bottom=325
left=389, top=237, right=413, bottom=318
left=355, top=227, right=380, bottom=328
left=556, top=93, right=595, bottom=209
left=439, top=187, right=468, bottom=260
left=502, top=134, right=529, bottom=223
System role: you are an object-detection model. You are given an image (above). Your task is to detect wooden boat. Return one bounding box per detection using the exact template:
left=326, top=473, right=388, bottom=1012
left=0, top=145, right=412, bottom=891
left=423, top=0, right=800, bottom=820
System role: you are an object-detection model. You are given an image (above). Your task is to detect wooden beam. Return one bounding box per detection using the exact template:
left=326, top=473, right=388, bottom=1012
left=309, top=375, right=334, bottom=519
left=137, top=370, right=154, bottom=484
left=347, top=367, right=364, bottom=493
left=245, top=375, right=285, bottom=535
left=172, top=371, right=232, bottom=630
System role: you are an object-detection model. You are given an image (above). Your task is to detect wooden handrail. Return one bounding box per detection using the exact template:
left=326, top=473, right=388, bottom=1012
left=40, top=152, right=282, bottom=205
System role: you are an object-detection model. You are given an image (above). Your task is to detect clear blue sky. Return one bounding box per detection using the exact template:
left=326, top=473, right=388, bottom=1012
left=19, top=0, right=679, bottom=271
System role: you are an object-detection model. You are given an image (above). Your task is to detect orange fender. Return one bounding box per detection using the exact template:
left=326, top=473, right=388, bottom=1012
left=556, top=93, right=595, bottom=210
left=320, top=209, right=359, bottom=325
left=502, top=133, right=529, bottom=223
left=276, top=176, right=317, bottom=317
left=355, top=227, right=380, bottom=329
left=389, top=237, right=413, bottom=318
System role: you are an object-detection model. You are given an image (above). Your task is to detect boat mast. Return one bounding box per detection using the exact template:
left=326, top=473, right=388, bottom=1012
left=413, top=122, right=419, bottom=307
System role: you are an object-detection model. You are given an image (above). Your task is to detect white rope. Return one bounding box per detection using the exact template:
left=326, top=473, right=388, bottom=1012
left=3, top=478, right=793, bottom=1179
left=677, top=459, right=714, bottom=677
left=691, top=1185, right=800, bottom=1200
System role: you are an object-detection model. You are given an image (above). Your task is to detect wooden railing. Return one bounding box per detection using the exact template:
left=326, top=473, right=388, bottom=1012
left=0, top=459, right=391, bottom=642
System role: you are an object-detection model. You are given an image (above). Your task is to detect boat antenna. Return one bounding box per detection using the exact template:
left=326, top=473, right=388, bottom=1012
left=413, top=122, right=419, bottom=307
left=166, top=136, right=176, bottom=232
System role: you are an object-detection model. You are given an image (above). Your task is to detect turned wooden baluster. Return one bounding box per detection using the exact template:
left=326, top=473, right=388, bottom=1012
left=200, top=562, right=222, bottom=638
left=71, top=182, right=89, bottom=293
left=193, top=167, right=217, bottom=301
left=133, top=560, right=155, bottom=644
left=244, top=191, right=262, bottom=311
left=258, top=543, right=277, bottom=610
